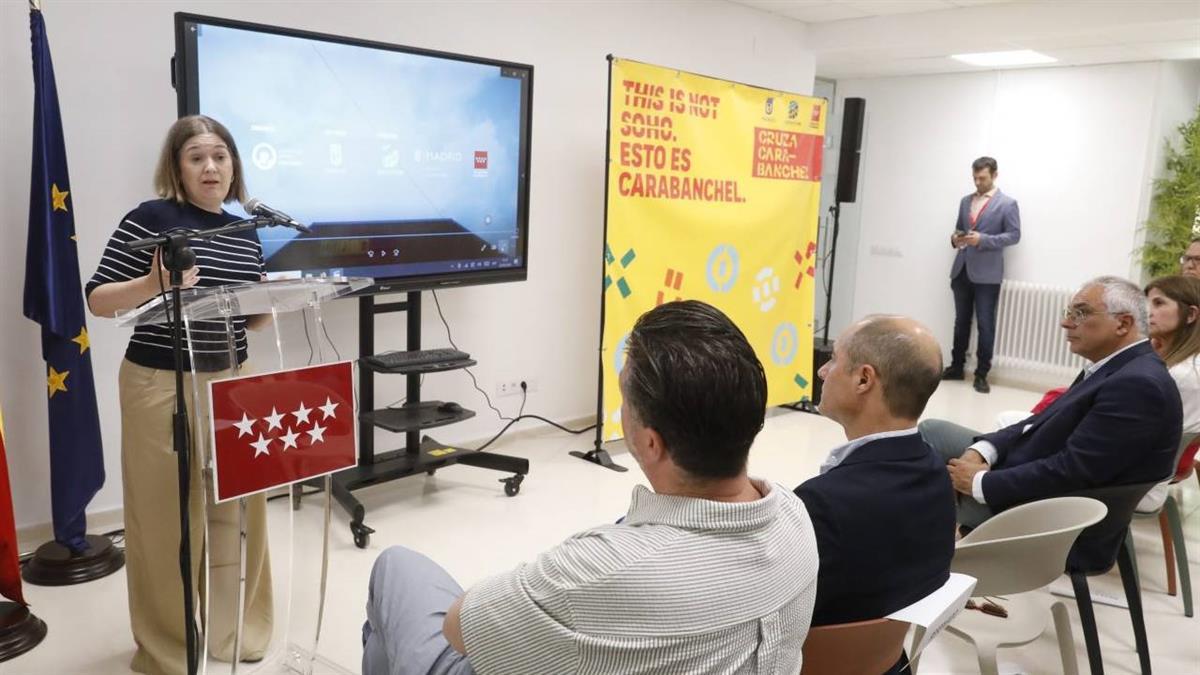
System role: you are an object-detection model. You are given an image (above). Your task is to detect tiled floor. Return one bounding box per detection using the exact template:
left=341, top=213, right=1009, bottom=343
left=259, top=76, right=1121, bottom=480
left=8, top=380, right=1199, bottom=674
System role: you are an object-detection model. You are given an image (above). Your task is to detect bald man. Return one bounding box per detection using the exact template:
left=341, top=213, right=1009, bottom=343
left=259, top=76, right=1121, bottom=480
left=795, top=316, right=955, bottom=639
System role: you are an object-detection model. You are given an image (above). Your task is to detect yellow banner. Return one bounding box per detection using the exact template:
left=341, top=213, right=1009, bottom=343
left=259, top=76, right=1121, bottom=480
left=601, top=58, right=826, bottom=440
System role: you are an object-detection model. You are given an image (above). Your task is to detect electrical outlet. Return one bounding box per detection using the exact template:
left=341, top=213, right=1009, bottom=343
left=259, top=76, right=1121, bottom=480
left=496, top=380, right=523, bottom=397
left=497, top=379, right=537, bottom=397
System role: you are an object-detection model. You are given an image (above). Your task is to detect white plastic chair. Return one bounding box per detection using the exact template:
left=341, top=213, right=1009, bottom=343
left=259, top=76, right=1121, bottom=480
left=802, top=573, right=976, bottom=675
left=912, top=496, right=1107, bottom=675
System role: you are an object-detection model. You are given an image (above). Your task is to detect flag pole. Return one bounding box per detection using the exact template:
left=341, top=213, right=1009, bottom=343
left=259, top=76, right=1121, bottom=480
left=0, top=410, right=48, bottom=661
left=21, top=0, right=125, bottom=590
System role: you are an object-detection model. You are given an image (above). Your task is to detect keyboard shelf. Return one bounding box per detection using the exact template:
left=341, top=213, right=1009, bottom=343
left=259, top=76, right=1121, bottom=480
left=359, top=356, right=476, bottom=375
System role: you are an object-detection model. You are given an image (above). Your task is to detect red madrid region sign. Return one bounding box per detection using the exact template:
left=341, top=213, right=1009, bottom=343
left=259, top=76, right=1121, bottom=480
left=208, top=361, right=356, bottom=502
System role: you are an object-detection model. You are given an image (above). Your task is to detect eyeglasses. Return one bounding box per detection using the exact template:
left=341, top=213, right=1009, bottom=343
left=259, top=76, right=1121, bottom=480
left=1061, top=306, right=1125, bottom=325
left=1181, top=255, right=1200, bottom=266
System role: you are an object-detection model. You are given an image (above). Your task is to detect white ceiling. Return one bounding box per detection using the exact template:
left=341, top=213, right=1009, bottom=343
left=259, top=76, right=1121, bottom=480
left=735, top=0, right=1014, bottom=23
left=732, top=0, right=1200, bottom=79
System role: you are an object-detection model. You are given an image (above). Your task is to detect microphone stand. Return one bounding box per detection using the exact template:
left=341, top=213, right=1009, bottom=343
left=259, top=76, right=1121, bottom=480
left=126, top=215, right=287, bottom=675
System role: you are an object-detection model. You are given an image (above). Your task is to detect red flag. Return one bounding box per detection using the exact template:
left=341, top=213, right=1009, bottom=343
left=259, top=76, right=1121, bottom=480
left=0, top=407, right=27, bottom=605
left=208, top=362, right=356, bottom=503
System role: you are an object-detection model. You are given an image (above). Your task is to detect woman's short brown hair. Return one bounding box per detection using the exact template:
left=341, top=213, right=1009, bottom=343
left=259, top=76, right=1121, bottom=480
left=1145, top=275, right=1200, bottom=368
left=153, top=115, right=246, bottom=205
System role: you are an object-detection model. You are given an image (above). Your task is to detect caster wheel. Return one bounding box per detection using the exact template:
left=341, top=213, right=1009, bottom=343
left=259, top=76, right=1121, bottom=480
left=351, top=522, right=374, bottom=549
left=427, top=469, right=437, bottom=476
left=501, top=474, right=524, bottom=497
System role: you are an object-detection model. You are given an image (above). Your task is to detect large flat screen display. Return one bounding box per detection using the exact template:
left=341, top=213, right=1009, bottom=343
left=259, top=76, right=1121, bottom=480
left=173, top=14, right=532, bottom=293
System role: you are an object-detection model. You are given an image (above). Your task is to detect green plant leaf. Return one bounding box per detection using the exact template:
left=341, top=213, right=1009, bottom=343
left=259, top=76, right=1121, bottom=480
left=1138, top=105, right=1200, bottom=279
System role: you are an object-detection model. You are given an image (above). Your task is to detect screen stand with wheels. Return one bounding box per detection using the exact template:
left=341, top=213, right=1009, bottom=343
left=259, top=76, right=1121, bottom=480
left=328, top=292, right=529, bottom=549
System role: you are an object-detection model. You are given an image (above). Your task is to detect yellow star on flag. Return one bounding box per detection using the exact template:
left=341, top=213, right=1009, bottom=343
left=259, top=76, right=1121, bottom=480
left=51, top=183, right=69, bottom=212
left=47, top=366, right=70, bottom=398
left=71, top=327, right=90, bottom=354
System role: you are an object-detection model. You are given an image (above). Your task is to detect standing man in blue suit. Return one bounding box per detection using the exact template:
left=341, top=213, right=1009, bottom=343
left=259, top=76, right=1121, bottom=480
left=795, top=315, right=955, bottom=648
left=921, top=277, right=1182, bottom=564
left=944, top=156, right=1022, bottom=393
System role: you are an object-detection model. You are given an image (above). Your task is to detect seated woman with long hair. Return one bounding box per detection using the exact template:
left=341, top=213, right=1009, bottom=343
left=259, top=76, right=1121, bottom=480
left=1139, top=274, right=1200, bottom=511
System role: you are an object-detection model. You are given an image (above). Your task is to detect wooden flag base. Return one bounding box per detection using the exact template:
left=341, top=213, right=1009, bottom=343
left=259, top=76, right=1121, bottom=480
left=21, top=534, right=124, bottom=586
left=0, top=602, right=47, bottom=662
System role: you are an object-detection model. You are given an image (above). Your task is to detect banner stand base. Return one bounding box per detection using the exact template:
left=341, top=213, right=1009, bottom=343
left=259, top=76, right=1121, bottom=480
left=21, top=533, right=125, bottom=586
left=0, top=602, right=47, bottom=663
left=781, top=399, right=820, bottom=415
left=570, top=448, right=628, bottom=472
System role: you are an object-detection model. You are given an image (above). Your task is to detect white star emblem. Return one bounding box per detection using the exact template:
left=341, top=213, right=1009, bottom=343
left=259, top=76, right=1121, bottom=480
left=292, top=401, right=313, bottom=426
left=307, top=422, right=327, bottom=445
left=319, top=397, right=339, bottom=420
left=264, top=407, right=285, bottom=432
left=280, top=427, right=300, bottom=451
left=233, top=412, right=256, bottom=438
left=250, top=433, right=272, bottom=458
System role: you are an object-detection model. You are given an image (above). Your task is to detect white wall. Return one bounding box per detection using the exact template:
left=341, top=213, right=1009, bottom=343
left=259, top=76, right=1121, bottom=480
left=834, top=60, right=1200, bottom=350
left=0, top=0, right=814, bottom=531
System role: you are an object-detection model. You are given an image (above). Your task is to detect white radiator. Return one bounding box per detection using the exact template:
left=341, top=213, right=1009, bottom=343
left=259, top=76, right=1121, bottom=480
left=989, top=280, right=1087, bottom=381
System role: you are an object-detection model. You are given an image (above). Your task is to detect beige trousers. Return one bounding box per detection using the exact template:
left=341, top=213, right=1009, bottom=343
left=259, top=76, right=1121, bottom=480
left=119, top=359, right=273, bottom=675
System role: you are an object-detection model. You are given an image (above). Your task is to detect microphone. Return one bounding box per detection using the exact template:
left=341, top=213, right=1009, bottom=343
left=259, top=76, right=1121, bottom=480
left=244, top=198, right=310, bottom=233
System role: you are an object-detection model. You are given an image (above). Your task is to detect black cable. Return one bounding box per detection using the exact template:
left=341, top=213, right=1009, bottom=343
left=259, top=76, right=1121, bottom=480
left=319, top=316, right=342, bottom=361
left=822, top=202, right=843, bottom=344
left=463, top=367, right=512, bottom=421
left=302, top=311, right=315, bottom=365
left=427, top=291, right=590, bottom=444
left=103, top=528, right=126, bottom=549
left=429, top=290, right=462, bottom=351
left=812, top=204, right=838, bottom=337
left=474, top=414, right=596, bottom=453
left=430, top=290, right=512, bottom=421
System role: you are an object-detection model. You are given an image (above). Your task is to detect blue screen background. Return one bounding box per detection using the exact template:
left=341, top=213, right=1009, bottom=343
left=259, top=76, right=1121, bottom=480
left=192, top=24, right=526, bottom=264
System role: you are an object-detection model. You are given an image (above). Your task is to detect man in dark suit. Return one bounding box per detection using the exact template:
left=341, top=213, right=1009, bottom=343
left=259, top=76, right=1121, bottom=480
left=922, top=277, right=1182, bottom=544
left=944, top=156, right=1022, bottom=393
left=795, top=315, right=955, bottom=631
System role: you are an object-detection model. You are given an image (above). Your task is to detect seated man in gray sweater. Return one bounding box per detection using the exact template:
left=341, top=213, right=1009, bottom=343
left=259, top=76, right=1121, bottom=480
left=362, top=300, right=820, bottom=675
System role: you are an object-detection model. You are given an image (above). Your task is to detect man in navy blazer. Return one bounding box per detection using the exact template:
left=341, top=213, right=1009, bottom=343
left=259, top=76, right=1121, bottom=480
left=944, top=156, right=1022, bottom=394
left=795, top=315, right=955, bottom=633
left=922, top=277, right=1182, bottom=549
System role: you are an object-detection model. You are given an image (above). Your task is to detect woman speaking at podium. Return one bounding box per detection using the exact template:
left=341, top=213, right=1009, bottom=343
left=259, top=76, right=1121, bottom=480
left=85, top=115, right=273, bottom=674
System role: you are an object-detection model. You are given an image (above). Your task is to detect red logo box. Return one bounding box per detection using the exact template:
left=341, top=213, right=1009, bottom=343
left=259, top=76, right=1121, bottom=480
left=208, top=362, right=356, bottom=502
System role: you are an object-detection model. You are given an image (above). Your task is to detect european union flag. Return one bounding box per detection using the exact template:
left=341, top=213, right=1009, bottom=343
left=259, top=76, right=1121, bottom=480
left=23, top=7, right=104, bottom=554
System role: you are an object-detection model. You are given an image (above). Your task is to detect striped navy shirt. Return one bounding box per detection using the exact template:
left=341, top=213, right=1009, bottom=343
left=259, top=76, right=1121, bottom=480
left=86, top=199, right=264, bottom=372
left=459, top=479, right=819, bottom=674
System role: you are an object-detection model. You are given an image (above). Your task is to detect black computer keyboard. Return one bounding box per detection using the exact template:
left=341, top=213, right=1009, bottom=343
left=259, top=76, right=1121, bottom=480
left=364, top=348, right=471, bottom=369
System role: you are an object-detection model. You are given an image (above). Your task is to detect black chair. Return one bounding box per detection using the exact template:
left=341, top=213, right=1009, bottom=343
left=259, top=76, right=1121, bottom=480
left=1064, top=481, right=1159, bottom=675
